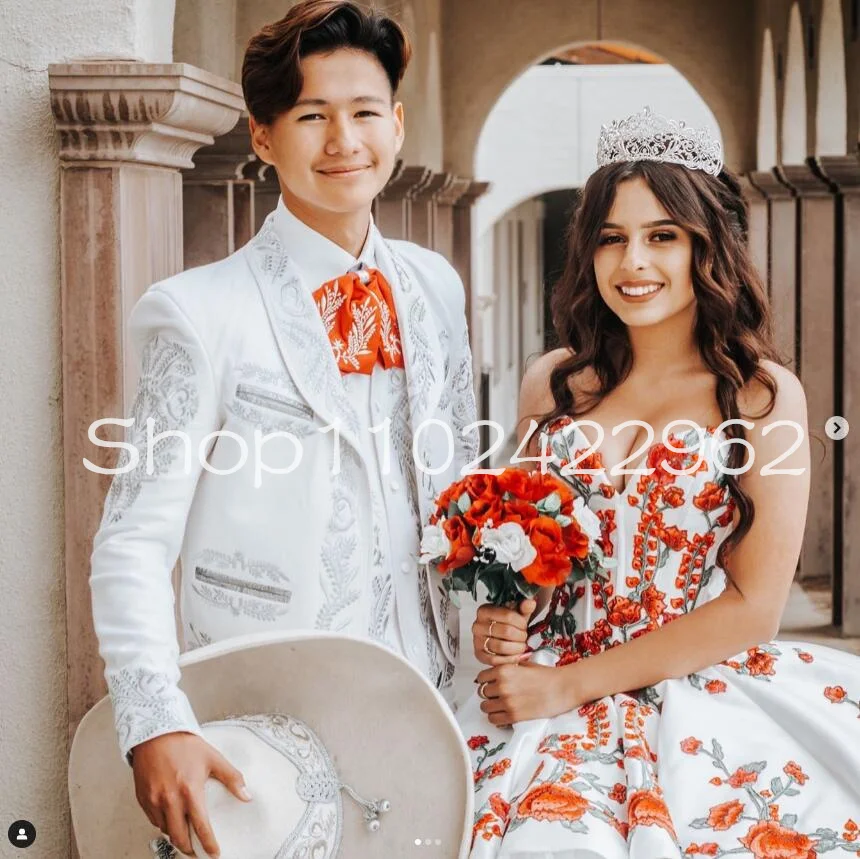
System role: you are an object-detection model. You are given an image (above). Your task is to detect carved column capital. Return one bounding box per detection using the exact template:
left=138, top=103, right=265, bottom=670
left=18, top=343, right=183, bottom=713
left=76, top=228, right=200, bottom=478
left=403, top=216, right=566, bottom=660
left=454, top=179, right=491, bottom=209
left=747, top=170, right=795, bottom=200
left=412, top=171, right=454, bottom=202
left=776, top=162, right=833, bottom=198
left=379, top=162, right=433, bottom=200
left=185, top=116, right=256, bottom=181
left=813, top=154, right=860, bottom=194
left=48, top=62, right=245, bottom=170
left=436, top=176, right=472, bottom=207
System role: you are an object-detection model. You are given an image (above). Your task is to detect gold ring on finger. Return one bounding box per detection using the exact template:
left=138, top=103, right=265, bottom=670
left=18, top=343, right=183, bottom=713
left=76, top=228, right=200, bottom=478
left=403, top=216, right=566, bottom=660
left=483, top=636, right=495, bottom=656
left=488, top=620, right=497, bottom=638
left=478, top=681, right=489, bottom=700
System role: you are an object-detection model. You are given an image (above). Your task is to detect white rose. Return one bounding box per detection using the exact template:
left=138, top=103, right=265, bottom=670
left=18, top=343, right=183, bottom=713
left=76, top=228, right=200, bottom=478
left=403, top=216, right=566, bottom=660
left=480, top=522, right=537, bottom=572
left=574, top=497, right=602, bottom=543
left=419, top=524, right=450, bottom=563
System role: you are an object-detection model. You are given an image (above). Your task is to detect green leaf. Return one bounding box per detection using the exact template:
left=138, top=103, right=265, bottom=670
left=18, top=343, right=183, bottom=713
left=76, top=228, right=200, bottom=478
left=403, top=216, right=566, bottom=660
left=457, top=492, right=472, bottom=513
left=770, top=777, right=782, bottom=795
left=783, top=787, right=800, bottom=796
left=556, top=514, right=572, bottom=528
left=689, top=818, right=711, bottom=829
left=747, top=761, right=768, bottom=774
left=711, top=739, right=724, bottom=760
left=780, top=814, right=798, bottom=828
left=539, top=492, right=562, bottom=514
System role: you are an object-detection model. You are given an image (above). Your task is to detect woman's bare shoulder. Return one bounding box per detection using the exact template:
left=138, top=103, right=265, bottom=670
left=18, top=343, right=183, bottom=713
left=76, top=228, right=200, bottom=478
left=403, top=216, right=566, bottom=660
left=519, top=348, right=595, bottom=420
left=737, top=359, right=806, bottom=423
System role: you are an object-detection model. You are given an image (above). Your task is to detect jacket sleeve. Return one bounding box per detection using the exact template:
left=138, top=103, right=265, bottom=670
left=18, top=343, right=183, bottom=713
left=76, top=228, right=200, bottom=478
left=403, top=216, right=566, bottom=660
left=89, top=286, right=222, bottom=763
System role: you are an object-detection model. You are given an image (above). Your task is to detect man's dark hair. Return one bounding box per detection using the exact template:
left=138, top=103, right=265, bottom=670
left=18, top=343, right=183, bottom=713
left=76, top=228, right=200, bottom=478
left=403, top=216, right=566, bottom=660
left=242, top=0, right=412, bottom=124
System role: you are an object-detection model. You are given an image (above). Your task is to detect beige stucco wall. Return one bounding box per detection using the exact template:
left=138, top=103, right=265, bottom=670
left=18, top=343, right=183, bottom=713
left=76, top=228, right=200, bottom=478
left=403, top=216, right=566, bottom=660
left=0, top=2, right=173, bottom=855
left=441, top=0, right=759, bottom=175
left=174, top=0, right=237, bottom=81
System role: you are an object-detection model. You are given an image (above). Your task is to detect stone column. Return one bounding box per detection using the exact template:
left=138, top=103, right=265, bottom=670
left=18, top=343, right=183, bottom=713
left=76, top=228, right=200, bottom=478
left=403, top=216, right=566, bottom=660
left=182, top=118, right=257, bottom=269
left=776, top=163, right=837, bottom=586
left=410, top=172, right=453, bottom=249
left=813, top=155, right=860, bottom=634
left=49, top=62, right=244, bottom=739
left=248, top=161, right=282, bottom=231
left=453, top=180, right=491, bottom=330
left=748, top=171, right=798, bottom=369
left=374, top=163, right=432, bottom=239
left=434, top=177, right=472, bottom=261
left=738, top=175, right=769, bottom=285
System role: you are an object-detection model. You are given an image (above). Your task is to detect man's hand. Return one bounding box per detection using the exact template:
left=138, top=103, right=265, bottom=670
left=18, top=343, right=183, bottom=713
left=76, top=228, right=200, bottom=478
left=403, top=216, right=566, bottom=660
left=131, top=731, right=251, bottom=858
left=472, top=599, right=535, bottom=666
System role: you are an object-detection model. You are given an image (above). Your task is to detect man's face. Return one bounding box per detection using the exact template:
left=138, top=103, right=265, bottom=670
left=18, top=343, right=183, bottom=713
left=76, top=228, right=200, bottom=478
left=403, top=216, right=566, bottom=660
left=250, top=48, right=405, bottom=217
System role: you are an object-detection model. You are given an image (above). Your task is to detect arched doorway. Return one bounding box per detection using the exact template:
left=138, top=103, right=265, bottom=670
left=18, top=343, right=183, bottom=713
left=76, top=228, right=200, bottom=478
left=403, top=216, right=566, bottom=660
left=471, top=44, right=722, bottom=450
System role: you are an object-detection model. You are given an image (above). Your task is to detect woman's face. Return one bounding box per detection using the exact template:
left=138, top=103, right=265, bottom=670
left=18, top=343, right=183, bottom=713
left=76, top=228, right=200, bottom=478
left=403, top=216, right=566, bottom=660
left=593, top=176, right=696, bottom=328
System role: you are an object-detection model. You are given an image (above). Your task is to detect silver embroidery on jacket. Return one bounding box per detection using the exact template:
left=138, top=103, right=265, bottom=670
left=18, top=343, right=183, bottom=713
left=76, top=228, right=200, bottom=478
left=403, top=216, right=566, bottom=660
left=102, top=335, right=199, bottom=525
left=315, top=447, right=362, bottom=631
left=107, top=666, right=195, bottom=756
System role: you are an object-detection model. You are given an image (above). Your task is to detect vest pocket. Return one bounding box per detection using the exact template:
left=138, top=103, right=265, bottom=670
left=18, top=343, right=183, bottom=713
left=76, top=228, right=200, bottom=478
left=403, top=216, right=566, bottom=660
left=234, top=383, right=314, bottom=420
left=194, top=566, right=293, bottom=604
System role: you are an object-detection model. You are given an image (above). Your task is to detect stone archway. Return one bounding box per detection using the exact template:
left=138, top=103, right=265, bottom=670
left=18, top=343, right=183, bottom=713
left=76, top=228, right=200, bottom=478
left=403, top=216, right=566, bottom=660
left=781, top=2, right=808, bottom=164
left=815, top=0, right=848, bottom=156
left=758, top=28, right=778, bottom=170
left=441, top=0, right=757, bottom=176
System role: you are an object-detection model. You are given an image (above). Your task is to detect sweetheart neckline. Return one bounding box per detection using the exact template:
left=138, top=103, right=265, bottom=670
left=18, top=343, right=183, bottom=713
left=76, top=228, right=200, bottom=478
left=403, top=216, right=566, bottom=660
left=557, top=422, right=727, bottom=496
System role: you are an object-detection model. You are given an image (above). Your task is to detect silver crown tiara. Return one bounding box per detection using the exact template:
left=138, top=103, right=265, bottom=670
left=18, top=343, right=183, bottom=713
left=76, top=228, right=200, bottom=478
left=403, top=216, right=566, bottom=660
left=596, top=106, right=723, bottom=176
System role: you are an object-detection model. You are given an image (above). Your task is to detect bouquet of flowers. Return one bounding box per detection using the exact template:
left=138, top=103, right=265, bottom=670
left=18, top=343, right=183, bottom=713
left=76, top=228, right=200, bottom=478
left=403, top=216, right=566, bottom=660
left=419, top=468, right=611, bottom=607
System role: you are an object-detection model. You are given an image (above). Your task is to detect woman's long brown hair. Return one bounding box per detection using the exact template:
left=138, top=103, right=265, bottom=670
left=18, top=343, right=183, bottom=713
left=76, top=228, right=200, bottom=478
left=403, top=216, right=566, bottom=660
left=543, top=160, right=781, bottom=573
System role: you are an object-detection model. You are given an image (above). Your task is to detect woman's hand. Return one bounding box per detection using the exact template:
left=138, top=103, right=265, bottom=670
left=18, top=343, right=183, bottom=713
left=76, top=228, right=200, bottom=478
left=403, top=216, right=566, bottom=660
left=472, top=600, right=536, bottom=665
left=475, top=661, right=579, bottom=726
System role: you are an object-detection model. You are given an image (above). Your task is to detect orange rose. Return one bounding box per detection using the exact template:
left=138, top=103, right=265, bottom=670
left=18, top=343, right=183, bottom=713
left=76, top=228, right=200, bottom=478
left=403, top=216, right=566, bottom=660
left=502, top=497, right=539, bottom=525
left=607, top=596, right=643, bottom=627
left=627, top=789, right=677, bottom=836
left=706, top=799, right=744, bottom=830
left=464, top=493, right=503, bottom=528
left=739, top=820, right=815, bottom=859
left=521, top=516, right=572, bottom=587
left=608, top=783, right=627, bottom=804
left=467, top=735, right=489, bottom=750
left=563, top=520, right=590, bottom=561
left=745, top=648, right=776, bottom=677
left=641, top=584, right=666, bottom=620
left=463, top=473, right=499, bottom=499
left=646, top=443, right=686, bottom=485
left=824, top=685, right=847, bottom=702
left=516, top=783, right=590, bottom=823
left=694, top=482, right=726, bottom=512
left=705, top=679, right=727, bottom=694
left=438, top=516, right=476, bottom=572
left=496, top=468, right=530, bottom=497
left=435, top=481, right=464, bottom=515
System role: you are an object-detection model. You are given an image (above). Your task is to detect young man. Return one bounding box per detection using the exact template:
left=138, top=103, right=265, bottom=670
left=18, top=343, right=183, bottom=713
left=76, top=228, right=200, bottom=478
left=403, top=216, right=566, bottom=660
left=88, top=2, right=477, bottom=854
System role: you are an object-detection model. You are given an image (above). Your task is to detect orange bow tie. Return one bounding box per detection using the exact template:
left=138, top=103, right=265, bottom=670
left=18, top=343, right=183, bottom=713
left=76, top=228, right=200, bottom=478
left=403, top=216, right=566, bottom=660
left=312, top=268, right=406, bottom=375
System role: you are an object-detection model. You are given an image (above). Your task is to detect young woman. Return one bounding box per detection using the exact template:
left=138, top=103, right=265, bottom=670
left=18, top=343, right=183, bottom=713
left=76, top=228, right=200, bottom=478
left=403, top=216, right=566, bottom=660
left=458, top=108, right=860, bottom=858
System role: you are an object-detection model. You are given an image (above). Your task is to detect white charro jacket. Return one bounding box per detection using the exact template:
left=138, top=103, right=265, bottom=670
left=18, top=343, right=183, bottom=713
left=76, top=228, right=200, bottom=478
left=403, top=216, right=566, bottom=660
left=89, top=204, right=478, bottom=759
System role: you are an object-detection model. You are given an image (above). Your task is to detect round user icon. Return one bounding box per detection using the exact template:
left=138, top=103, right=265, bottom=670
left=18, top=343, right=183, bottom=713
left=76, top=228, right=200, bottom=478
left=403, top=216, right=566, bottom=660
left=7, top=820, right=36, bottom=848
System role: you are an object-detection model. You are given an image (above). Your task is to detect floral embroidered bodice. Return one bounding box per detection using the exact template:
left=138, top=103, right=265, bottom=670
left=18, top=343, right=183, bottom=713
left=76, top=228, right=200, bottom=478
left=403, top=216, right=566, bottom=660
left=531, top=416, right=736, bottom=663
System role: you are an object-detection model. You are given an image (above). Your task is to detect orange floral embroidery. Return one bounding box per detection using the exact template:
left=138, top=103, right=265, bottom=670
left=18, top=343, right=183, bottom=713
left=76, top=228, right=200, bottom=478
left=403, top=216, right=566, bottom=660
left=739, top=820, right=815, bottom=859
left=627, top=789, right=677, bottom=836
left=516, top=783, right=590, bottom=822
left=783, top=761, right=808, bottom=785
left=705, top=679, right=727, bottom=694
left=745, top=647, right=777, bottom=677
left=824, top=685, right=847, bottom=702
left=693, top=482, right=726, bottom=512
left=681, top=737, right=703, bottom=754
left=727, top=767, right=759, bottom=788
left=706, top=799, right=744, bottom=830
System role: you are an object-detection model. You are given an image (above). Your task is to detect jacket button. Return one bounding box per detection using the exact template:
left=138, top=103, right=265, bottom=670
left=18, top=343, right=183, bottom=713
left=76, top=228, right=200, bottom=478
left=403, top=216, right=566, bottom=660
left=400, top=561, right=412, bottom=573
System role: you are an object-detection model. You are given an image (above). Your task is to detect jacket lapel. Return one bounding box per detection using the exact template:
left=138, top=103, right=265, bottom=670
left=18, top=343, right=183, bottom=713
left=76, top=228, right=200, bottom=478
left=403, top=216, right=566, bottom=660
left=373, top=233, right=445, bottom=521
left=244, top=216, right=367, bottom=463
